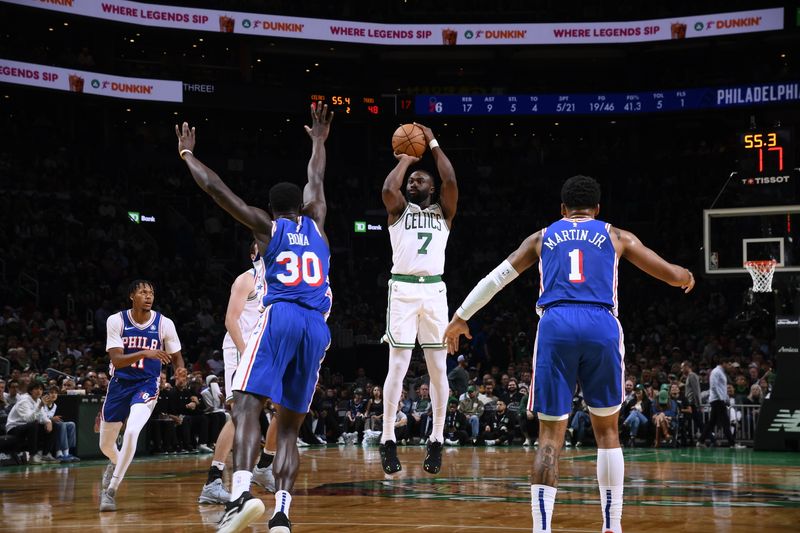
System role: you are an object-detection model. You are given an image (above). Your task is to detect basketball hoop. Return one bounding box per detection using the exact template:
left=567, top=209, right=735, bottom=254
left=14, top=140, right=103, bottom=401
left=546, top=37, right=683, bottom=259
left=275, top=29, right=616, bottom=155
left=744, top=260, right=777, bottom=293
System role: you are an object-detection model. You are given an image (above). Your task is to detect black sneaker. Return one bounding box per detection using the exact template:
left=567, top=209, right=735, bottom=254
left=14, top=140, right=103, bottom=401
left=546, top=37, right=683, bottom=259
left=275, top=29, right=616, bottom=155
left=268, top=510, right=292, bottom=533
left=423, top=440, right=443, bottom=474
left=379, top=440, right=402, bottom=474
left=216, top=491, right=265, bottom=533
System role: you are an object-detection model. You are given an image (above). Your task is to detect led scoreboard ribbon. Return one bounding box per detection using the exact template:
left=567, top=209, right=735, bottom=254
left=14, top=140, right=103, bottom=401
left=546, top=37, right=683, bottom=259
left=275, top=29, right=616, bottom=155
left=310, top=94, right=381, bottom=115
left=415, top=81, right=800, bottom=116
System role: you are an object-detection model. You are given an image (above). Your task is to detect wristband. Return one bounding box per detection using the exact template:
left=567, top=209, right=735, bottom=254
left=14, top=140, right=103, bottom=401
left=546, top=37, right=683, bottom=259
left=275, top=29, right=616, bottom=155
left=429, top=139, right=440, bottom=150
left=180, top=149, right=193, bottom=160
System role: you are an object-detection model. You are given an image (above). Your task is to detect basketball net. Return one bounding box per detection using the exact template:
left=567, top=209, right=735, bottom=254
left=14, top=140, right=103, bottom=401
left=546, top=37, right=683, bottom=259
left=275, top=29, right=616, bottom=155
left=744, top=260, right=777, bottom=293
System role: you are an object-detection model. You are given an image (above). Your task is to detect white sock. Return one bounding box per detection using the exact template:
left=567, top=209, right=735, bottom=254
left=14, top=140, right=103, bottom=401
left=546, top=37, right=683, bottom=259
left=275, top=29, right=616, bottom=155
left=381, top=347, right=412, bottom=443
left=230, top=470, right=252, bottom=501
left=109, top=403, right=153, bottom=491
left=423, top=348, right=448, bottom=443
left=531, top=484, right=557, bottom=532
left=597, top=448, right=624, bottom=533
left=272, top=490, right=292, bottom=518
left=211, top=460, right=225, bottom=471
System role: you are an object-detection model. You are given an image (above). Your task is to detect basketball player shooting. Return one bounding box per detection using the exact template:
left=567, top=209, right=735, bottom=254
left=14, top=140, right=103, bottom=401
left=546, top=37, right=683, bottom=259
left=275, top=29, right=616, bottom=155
left=443, top=175, right=694, bottom=533
left=379, top=123, right=458, bottom=476
left=99, top=280, right=184, bottom=512
left=177, top=102, right=333, bottom=533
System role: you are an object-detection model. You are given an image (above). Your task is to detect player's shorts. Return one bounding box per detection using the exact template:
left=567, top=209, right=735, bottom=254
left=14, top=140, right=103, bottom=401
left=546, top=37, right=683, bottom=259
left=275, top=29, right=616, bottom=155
left=527, top=304, right=625, bottom=419
left=223, top=346, right=241, bottom=403
left=382, top=277, right=448, bottom=349
left=102, top=375, right=159, bottom=423
left=232, top=301, right=330, bottom=413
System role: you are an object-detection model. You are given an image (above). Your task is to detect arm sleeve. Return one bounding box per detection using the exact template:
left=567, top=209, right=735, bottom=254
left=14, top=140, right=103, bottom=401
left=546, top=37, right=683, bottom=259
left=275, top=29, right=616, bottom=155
left=160, top=317, right=182, bottom=354
left=456, top=260, right=519, bottom=320
left=106, top=313, right=124, bottom=351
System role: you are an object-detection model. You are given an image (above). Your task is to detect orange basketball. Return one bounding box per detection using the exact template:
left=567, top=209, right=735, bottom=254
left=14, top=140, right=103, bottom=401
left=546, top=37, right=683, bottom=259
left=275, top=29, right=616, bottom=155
left=391, top=124, right=426, bottom=158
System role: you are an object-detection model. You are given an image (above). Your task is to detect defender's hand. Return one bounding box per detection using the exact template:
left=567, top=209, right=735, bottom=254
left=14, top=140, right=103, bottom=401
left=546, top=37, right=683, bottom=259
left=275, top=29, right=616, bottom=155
left=443, top=315, right=471, bottom=354
left=304, top=101, right=334, bottom=142
left=175, top=121, right=196, bottom=156
left=394, top=152, right=419, bottom=164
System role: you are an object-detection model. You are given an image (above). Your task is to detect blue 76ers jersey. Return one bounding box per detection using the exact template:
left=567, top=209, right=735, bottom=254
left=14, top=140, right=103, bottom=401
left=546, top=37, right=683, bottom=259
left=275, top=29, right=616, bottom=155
left=261, top=216, right=332, bottom=316
left=111, top=311, right=165, bottom=380
left=536, top=218, right=618, bottom=314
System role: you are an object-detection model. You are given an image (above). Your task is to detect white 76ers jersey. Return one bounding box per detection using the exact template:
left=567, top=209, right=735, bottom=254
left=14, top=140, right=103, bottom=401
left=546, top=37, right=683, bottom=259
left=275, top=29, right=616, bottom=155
left=389, top=202, right=449, bottom=276
left=222, top=261, right=267, bottom=350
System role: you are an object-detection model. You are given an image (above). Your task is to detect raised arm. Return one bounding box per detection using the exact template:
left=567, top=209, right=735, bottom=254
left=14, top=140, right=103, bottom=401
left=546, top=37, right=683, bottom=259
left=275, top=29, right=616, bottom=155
left=613, top=227, right=694, bottom=293
left=176, top=122, right=271, bottom=236
left=415, top=123, right=457, bottom=223
left=443, top=231, right=543, bottom=353
left=302, top=102, right=334, bottom=226
left=382, top=152, right=418, bottom=224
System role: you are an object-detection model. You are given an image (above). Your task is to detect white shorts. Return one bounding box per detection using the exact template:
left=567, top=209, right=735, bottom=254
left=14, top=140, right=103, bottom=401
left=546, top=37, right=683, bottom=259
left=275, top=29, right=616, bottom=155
left=382, top=279, right=448, bottom=349
left=223, top=346, right=241, bottom=403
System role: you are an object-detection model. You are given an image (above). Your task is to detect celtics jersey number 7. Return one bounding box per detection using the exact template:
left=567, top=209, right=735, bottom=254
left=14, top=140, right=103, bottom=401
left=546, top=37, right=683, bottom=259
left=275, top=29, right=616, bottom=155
left=389, top=202, right=450, bottom=276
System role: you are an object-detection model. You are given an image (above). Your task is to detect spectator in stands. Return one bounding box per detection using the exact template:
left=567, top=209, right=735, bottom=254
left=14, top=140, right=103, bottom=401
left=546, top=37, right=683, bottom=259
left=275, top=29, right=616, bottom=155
left=733, top=375, right=750, bottom=404
left=517, top=384, right=538, bottom=446
left=623, top=379, right=635, bottom=404
left=568, top=396, right=591, bottom=448
left=344, top=388, right=367, bottom=444
left=479, top=380, right=499, bottom=414
left=747, top=362, right=760, bottom=385
left=698, top=357, right=736, bottom=448
left=392, top=403, right=409, bottom=445
left=652, top=389, right=678, bottom=448
left=0, top=379, right=7, bottom=412
left=398, top=388, right=412, bottom=416
left=448, top=354, right=469, bottom=397
left=622, top=385, right=651, bottom=447
left=505, top=378, right=523, bottom=407
left=200, top=374, right=227, bottom=445
left=680, top=360, right=703, bottom=439
left=670, top=383, right=691, bottom=446
left=458, top=385, right=484, bottom=440
left=149, top=372, right=178, bottom=454
left=172, top=368, right=212, bottom=453
left=5, top=380, right=19, bottom=408
left=408, top=384, right=432, bottom=442
left=41, top=386, right=78, bottom=462
left=365, top=384, right=384, bottom=431
left=744, top=384, right=763, bottom=405
left=477, top=399, right=516, bottom=446
left=60, top=378, right=76, bottom=393
left=443, top=399, right=470, bottom=446
left=5, top=381, right=52, bottom=464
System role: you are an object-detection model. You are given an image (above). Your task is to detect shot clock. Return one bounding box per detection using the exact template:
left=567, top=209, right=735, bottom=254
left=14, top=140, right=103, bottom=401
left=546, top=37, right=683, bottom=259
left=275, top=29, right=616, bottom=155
left=739, top=129, right=794, bottom=185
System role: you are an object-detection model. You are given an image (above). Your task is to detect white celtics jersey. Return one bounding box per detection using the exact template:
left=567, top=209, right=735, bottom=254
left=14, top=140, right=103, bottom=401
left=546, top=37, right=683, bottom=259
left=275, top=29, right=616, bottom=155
left=389, top=202, right=449, bottom=276
left=222, top=262, right=267, bottom=350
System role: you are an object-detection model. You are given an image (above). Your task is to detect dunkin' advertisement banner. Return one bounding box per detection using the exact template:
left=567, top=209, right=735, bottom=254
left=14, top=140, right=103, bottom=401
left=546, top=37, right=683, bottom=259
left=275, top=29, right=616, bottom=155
left=0, top=58, right=183, bottom=102
left=0, top=1, right=784, bottom=45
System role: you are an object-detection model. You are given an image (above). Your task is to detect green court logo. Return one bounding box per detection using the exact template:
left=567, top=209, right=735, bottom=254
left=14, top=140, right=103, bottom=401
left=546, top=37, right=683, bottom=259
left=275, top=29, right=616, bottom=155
left=128, top=211, right=140, bottom=224
left=354, top=221, right=366, bottom=233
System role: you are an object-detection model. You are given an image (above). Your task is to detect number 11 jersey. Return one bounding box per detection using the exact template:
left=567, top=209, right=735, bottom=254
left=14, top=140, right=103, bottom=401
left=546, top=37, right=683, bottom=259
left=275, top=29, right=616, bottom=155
left=262, top=216, right=332, bottom=316
left=536, top=217, right=618, bottom=314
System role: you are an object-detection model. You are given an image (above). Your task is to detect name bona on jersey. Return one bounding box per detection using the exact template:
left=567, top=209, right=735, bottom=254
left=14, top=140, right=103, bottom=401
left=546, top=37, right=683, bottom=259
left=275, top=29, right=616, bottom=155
left=287, top=233, right=309, bottom=246
left=543, top=229, right=606, bottom=250
left=405, top=211, right=442, bottom=231
left=122, top=336, right=160, bottom=350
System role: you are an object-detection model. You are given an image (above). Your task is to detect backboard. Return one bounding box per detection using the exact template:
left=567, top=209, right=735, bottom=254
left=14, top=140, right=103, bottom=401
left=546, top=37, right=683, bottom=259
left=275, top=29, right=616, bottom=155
left=704, top=205, right=800, bottom=274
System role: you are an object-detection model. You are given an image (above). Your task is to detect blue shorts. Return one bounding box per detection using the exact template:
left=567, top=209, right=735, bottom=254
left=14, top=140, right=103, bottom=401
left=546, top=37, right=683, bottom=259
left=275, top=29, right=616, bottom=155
left=232, top=301, right=330, bottom=413
left=102, top=375, right=159, bottom=423
left=527, top=304, right=625, bottom=419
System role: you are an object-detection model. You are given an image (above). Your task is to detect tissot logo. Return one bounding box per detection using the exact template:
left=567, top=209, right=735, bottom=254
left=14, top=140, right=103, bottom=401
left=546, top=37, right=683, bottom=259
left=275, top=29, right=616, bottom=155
left=767, top=410, right=800, bottom=433
left=777, top=346, right=799, bottom=353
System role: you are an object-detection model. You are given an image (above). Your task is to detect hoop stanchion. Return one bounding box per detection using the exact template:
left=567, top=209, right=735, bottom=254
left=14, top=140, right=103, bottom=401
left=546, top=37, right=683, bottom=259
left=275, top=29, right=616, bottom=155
left=744, top=260, right=777, bottom=292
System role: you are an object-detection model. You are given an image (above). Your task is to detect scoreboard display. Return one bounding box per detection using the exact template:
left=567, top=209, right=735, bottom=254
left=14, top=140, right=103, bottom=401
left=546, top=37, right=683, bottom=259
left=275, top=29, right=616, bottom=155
left=309, top=93, right=382, bottom=116
left=415, top=80, right=800, bottom=116
left=739, top=129, right=794, bottom=186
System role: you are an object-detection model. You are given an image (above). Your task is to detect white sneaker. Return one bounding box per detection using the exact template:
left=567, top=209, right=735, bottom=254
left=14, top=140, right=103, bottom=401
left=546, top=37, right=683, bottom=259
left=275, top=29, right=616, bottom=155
left=296, top=438, right=310, bottom=447
left=523, top=439, right=532, bottom=447
left=29, top=453, right=43, bottom=464
left=198, top=478, right=231, bottom=504
left=315, top=434, right=327, bottom=444
left=198, top=444, right=214, bottom=454
left=252, top=465, right=276, bottom=492
left=485, top=440, right=496, bottom=446
left=42, top=453, right=58, bottom=463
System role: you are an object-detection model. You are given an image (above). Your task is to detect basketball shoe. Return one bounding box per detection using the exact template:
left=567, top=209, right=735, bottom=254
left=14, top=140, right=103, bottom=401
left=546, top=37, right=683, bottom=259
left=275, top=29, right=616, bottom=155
left=253, top=465, right=276, bottom=492
left=423, top=440, right=443, bottom=474
left=268, top=511, right=292, bottom=533
left=379, top=440, right=402, bottom=474
left=101, top=462, right=115, bottom=491
left=99, top=488, right=117, bottom=512
left=198, top=478, right=231, bottom=504
left=217, top=491, right=265, bottom=533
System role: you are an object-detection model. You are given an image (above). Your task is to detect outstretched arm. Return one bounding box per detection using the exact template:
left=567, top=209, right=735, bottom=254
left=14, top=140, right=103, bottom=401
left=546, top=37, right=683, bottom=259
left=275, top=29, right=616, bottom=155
left=614, top=227, right=694, bottom=293
left=443, top=231, right=542, bottom=353
left=176, top=122, right=271, bottom=235
left=302, top=102, right=334, bottom=226
left=382, top=152, right=418, bottom=225
left=416, top=123, right=457, bottom=223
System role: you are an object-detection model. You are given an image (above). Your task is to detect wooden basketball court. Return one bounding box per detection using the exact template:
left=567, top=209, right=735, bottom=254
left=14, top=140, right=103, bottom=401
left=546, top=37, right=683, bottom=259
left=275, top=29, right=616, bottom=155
left=1, top=446, right=797, bottom=532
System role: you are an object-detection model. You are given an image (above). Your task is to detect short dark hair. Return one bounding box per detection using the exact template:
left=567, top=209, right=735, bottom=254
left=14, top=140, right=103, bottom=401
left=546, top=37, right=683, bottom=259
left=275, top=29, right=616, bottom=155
left=27, top=381, right=44, bottom=393
left=561, top=175, right=601, bottom=209
left=128, top=279, right=154, bottom=297
left=269, top=182, right=303, bottom=214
